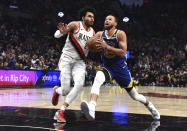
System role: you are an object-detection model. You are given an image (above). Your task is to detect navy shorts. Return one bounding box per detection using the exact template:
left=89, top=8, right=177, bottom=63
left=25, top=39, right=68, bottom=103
left=100, top=62, right=134, bottom=88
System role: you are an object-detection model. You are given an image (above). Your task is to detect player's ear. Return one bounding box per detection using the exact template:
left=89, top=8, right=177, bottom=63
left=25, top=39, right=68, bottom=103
left=114, top=22, right=117, bottom=27
left=82, top=16, right=85, bottom=21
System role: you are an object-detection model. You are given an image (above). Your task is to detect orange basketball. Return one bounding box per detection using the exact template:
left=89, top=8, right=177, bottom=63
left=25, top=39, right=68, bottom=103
left=87, top=38, right=102, bottom=53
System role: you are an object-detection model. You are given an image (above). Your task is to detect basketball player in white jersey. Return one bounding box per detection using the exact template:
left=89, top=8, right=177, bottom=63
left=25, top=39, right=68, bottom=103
left=52, top=7, right=95, bottom=123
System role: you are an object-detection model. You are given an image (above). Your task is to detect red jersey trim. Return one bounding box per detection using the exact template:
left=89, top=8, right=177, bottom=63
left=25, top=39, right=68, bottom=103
left=69, top=33, right=86, bottom=60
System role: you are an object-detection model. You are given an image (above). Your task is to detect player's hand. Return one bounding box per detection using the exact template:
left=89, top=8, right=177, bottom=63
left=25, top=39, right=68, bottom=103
left=95, top=39, right=107, bottom=49
left=57, top=22, right=67, bottom=34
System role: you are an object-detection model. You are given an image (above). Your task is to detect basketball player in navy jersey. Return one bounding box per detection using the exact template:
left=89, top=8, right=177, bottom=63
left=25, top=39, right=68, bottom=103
left=81, top=15, right=160, bottom=120
left=52, top=7, right=95, bottom=123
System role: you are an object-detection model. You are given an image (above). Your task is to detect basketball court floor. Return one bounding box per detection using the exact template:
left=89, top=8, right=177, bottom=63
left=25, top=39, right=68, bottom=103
left=0, top=86, right=187, bottom=130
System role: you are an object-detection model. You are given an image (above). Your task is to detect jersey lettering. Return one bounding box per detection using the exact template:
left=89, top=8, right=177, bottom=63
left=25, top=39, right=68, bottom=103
left=78, top=33, right=91, bottom=42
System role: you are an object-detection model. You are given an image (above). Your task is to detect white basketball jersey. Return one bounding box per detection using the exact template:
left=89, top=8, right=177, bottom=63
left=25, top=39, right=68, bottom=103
left=62, top=21, right=94, bottom=59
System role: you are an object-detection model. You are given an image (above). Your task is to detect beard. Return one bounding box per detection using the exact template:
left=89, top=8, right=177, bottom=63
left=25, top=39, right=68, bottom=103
left=104, top=25, right=113, bottom=30
left=85, top=20, right=93, bottom=27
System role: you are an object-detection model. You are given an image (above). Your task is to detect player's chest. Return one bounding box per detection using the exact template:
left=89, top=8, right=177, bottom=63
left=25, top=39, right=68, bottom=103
left=75, top=29, right=93, bottom=42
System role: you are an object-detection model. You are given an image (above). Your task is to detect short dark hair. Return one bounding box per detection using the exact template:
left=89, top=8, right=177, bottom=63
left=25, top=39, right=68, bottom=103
left=107, top=14, right=118, bottom=23
left=79, top=6, right=96, bottom=18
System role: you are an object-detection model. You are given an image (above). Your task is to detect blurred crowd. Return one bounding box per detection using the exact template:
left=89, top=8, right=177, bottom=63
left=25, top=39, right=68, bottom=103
left=0, top=0, right=186, bottom=87
left=0, top=26, right=60, bottom=70
left=128, top=37, right=186, bottom=87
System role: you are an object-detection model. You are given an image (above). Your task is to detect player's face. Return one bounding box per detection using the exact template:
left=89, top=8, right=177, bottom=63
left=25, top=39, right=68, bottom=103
left=104, top=15, right=117, bottom=30
left=83, top=12, right=94, bottom=27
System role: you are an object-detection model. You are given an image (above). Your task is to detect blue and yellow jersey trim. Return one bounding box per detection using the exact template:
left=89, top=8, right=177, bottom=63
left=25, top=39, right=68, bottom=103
left=100, top=31, right=104, bottom=39
left=115, top=30, right=119, bottom=42
left=100, top=67, right=112, bottom=82
left=127, top=78, right=134, bottom=88
left=104, top=29, right=117, bottom=39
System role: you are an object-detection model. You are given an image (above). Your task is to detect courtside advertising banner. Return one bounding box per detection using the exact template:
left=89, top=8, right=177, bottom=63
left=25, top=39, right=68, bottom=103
left=0, top=70, right=60, bottom=86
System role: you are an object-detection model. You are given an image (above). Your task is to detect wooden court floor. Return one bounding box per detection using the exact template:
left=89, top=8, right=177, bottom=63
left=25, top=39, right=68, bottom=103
left=0, top=86, right=187, bottom=117
left=0, top=86, right=187, bottom=131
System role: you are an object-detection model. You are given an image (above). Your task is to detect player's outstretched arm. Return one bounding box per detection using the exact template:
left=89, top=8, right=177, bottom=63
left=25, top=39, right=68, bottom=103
left=54, top=21, right=79, bottom=38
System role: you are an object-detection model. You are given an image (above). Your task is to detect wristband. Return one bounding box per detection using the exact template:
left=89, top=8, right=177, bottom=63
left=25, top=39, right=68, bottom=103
left=54, top=30, right=63, bottom=38
left=105, top=44, right=109, bottom=49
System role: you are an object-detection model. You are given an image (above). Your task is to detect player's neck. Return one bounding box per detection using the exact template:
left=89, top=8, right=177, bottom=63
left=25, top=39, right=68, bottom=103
left=82, top=21, right=90, bottom=31
left=106, top=27, right=116, bottom=37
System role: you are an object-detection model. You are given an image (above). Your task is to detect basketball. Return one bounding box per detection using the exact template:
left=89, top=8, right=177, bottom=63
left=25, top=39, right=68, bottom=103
left=87, top=38, right=102, bottom=53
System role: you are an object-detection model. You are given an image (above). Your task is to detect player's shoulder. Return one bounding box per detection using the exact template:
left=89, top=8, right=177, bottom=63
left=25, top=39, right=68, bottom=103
left=95, top=31, right=103, bottom=38
left=68, top=21, right=80, bottom=26
left=68, top=21, right=80, bottom=32
left=117, top=29, right=126, bottom=35
left=117, top=29, right=126, bottom=38
left=96, top=31, right=103, bottom=35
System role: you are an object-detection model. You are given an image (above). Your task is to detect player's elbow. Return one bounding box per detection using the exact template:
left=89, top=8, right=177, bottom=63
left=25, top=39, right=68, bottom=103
left=120, top=53, right=126, bottom=57
left=120, top=50, right=126, bottom=57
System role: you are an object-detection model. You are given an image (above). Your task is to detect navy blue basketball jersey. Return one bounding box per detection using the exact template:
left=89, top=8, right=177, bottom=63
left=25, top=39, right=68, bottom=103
left=100, top=29, right=133, bottom=88
left=101, top=29, right=126, bottom=66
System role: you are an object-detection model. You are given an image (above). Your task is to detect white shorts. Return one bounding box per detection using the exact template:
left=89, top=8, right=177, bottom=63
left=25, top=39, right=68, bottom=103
left=58, top=53, right=86, bottom=87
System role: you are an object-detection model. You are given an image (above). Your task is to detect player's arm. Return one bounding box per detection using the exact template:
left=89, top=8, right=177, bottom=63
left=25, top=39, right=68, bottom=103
left=86, top=31, right=102, bottom=47
left=98, top=30, right=127, bottom=57
left=54, top=21, right=79, bottom=38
